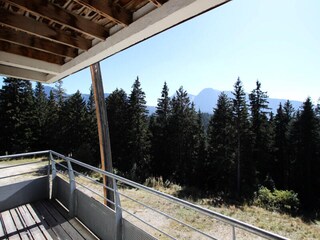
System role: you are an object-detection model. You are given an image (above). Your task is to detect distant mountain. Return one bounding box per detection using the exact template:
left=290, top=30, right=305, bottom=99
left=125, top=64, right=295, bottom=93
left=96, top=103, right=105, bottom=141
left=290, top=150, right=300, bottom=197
left=44, top=86, right=109, bottom=101
left=44, top=86, right=54, bottom=96
left=193, top=88, right=225, bottom=113
left=193, top=88, right=302, bottom=114
left=43, top=86, right=303, bottom=114
left=81, top=93, right=109, bottom=102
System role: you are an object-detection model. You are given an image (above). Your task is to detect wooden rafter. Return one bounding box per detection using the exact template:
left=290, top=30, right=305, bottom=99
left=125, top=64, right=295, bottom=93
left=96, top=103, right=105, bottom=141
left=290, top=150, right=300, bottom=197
left=0, top=27, right=78, bottom=58
left=74, top=0, right=132, bottom=26
left=123, top=0, right=151, bottom=10
left=0, top=40, right=65, bottom=65
left=148, top=0, right=167, bottom=7
left=0, top=8, right=91, bottom=50
left=3, top=0, right=109, bottom=40
left=0, top=65, right=50, bottom=82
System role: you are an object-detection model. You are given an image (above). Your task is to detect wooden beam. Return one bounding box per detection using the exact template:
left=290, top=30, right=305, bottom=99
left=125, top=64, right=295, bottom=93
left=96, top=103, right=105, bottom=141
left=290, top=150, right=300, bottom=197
left=0, top=65, right=49, bottom=82
left=149, top=0, right=167, bottom=7
left=90, top=62, right=114, bottom=207
left=0, top=51, right=61, bottom=75
left=4, top=0, right=108, bottom=40
left=0, top=40, right=65, bottom=65
left=0, top=9, right=91, bottom=50
left=74, top=0, right=132, bottom=26
left=0, top=27, right=78, bottom=58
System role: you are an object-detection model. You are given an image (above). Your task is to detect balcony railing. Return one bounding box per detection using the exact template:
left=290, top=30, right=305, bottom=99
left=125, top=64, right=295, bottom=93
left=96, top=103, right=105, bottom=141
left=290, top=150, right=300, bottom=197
left=0, top=150, right=289, bottom=240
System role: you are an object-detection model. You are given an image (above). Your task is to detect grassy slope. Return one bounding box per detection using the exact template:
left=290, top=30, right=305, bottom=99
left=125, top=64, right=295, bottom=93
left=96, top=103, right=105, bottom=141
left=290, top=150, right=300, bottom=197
left=82, top=175, right=320, bottom=240
left=139, top=181, right=320, bottom=240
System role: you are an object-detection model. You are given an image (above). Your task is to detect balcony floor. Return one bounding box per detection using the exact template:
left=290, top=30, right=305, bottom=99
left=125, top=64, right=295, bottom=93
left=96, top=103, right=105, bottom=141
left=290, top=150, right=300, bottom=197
left=0, top=200, right=97, bottom=240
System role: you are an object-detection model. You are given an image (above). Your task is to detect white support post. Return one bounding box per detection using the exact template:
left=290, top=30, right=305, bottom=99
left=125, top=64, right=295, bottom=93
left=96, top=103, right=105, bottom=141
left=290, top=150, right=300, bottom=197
left=67, top=159, right=76, bottom=217
left=113, top=178, right=122, bottom=240
left=49, top=152, right=57, bottom=200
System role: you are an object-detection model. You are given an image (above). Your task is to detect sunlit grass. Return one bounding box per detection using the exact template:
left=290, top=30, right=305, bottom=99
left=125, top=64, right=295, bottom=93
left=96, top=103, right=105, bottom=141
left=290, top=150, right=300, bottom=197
left=0, top=157, right=48, bottom=165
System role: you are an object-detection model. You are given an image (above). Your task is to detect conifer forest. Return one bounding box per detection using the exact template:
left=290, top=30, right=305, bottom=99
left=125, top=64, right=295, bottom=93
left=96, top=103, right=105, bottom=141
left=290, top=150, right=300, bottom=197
left=0, top=77, right=319, bottom=213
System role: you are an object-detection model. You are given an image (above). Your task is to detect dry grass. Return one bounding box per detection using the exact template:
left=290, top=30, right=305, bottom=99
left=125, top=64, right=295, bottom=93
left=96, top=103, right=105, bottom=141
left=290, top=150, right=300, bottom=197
left=68, top=174, right=320, bottom=240
left=0, top=156, right=48, bottom=165
left=0, top=157, right=49, bottom=186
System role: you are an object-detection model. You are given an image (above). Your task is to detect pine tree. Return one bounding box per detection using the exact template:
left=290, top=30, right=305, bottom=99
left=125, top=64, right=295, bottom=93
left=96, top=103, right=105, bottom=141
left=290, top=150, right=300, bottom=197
left=61, top=91, right=92, bottom=163
left=44, top=90, right=59, bottom=150
left=190, top=110, right=207, bottom=187
left=0, top=78, right=35, bottom=153
left=231, top=77, right=250, bottom=197
left=207, top=92, right=235, bottom=194
left=292, top=98, right=320, bottom=209
left=150, top=82, right=171, bottom=179
left=127, top=77, right=150, bottom=181
left=273, top=101, right=295, bottom=189
left=249, top=80, right=272, bottom=186
left=53, top=80, right=67, bottom=153
left=33, top=82, right=48, bottom=150
left=168, top=86, right=197, bottom=184
left=87, top=86, right=99, bottom=163
left=106, top=88, right=130, bottom=173
left=54, top=80, right=66, bottom=107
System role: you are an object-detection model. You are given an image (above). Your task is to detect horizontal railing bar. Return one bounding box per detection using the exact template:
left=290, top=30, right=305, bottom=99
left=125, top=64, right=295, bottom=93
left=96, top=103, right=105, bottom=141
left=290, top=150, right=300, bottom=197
left=0, top=160, right=46, bottom=169
left=0, top=150, right=50, bottom=160
left=119, top=191, right=218, bottom=240
left=49, top=150, right=288, bottom=240
left=75, top=181, right=116, bottom=207
left=0, top=170, right=42, bottom=180
left=121, top=208, right=176, bottom=240
left=72, top=169, right=115, bottom=193
left=54, top=160, right=115, bottom=193
left=55, top=162, right=69, bottom=170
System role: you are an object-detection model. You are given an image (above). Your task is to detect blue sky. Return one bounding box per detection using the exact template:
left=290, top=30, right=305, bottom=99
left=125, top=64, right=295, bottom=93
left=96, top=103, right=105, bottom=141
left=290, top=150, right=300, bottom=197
left=2, top=0, right=320, bottom=106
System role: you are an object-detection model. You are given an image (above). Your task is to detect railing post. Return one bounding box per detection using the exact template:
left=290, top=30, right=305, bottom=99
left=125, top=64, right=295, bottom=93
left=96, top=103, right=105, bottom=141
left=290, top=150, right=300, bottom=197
left=232, top=226, right=236, bottom=240
left=47, top=152, right=51, bottom=199
left=67, top=159, right=76, bottom=217
left=50, top=152, right=57, bottom=180
left=50, top=152, right=57, bottom=200
left=113, top=178, right=122, bottom=240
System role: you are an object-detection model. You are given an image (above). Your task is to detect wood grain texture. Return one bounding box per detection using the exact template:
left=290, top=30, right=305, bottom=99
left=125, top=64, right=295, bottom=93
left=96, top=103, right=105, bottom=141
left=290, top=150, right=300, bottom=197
left=0, top=8, right=91, bottom=50
left=0, top=40, right=65, bottom=65
left=0, top=27, right=78, bottom=58
left=90, top=62, right=115, bottom=207
left=75, top=0, right=132, bottom=26
left=4, top=0, right=108, bottom=40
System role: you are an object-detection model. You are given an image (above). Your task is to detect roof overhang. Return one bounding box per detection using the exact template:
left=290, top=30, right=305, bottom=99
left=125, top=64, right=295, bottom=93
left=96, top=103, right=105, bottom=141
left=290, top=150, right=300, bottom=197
left=0, top=0, right=230, bottom=83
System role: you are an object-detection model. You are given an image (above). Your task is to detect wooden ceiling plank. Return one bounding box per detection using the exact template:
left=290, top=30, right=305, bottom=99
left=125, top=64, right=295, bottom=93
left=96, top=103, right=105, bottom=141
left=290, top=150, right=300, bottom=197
left=0, top=65, right=49, bottom=82
left=0, top=51, right=61, bottom=74
left=0, top=40, right=65, bottom=65
left=4, top=0, right=108, bottom=40
left=74, top=0, right=132, bottom=26
left=0, top=27, right=78, bottom=58
left=0, top=8, right=91, bottom=50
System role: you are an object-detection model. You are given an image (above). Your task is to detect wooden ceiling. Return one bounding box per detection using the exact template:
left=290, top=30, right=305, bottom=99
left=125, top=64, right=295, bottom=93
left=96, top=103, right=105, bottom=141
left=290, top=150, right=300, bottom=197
left=0, top=0, right=230, bottom=83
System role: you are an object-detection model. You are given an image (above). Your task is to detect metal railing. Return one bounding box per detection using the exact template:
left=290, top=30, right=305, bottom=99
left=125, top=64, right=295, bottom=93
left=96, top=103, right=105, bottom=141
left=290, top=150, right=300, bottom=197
left=0, top=150, right=49, bottom=181
left=0, top=150, right=289, bottom=240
